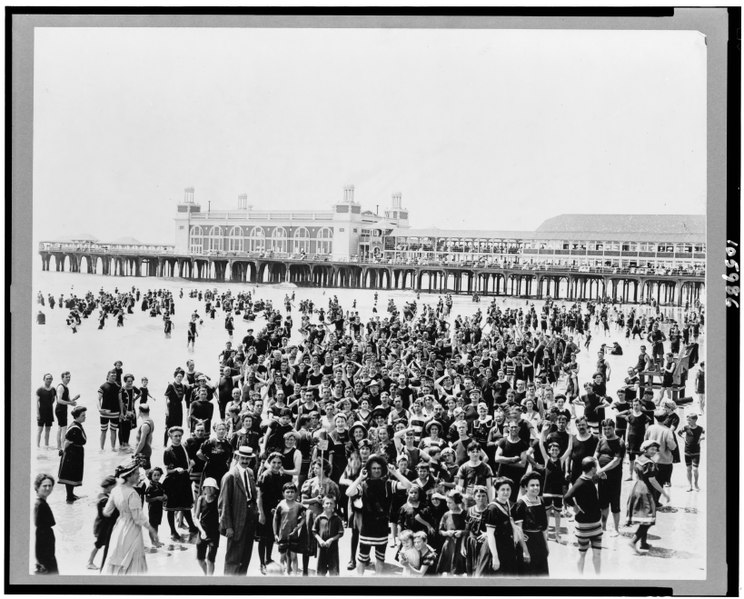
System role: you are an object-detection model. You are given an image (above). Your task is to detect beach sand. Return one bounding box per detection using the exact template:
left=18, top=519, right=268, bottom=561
left=28, top=270, right=706, bottom=580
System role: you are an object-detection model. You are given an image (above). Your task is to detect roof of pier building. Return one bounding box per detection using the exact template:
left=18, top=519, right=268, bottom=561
left=111, top=236, right=144, bottom=245
left=388, top=214, right=705, bottom=244
left=535, top=214, right=705, bottom=242
left=386, top=228, right=533, bottom=240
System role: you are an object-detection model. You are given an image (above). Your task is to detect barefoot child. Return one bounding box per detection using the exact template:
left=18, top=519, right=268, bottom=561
left=138, top=377, right=150, bottom=406
left=145, top=467, right=166, bottom=550
left=396, top=529, right=420, bottom=575
left=86, top=475, right=118, bottom=569
left=194, top=477, right=220, bottom=575
left=537, top=426, right=572, bottom=544
left=312, top=496, right=344, bottom=576
left=405, top=531, right=439, bottom=576
left=678, top=414, right=705, bottom=492
left=273, top=482, right=306, bottom=575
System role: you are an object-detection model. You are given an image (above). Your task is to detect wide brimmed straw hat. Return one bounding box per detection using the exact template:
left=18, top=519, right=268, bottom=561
left=234, top=446, right=255, bottom=458
left=115, top=459, right=140, bottom=480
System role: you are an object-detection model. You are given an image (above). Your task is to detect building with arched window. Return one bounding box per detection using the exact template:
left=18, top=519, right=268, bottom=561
left=189, top=225, right=204, bottom=254
left=228, top=226, right=244, bottom=252
left=293, top=226, right=310, bottom=254
left=316, top=227, right=333, bottom=255
left=207, top=226, right=224, bottom=252
left=174, top=185, right=409, bottom=260
left=270, top=226, right=288, bottom=253
left=247, top=226, right=265, bottom=253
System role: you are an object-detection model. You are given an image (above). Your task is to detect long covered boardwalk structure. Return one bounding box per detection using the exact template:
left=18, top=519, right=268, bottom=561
left=39, top=243, right=704, bottom=306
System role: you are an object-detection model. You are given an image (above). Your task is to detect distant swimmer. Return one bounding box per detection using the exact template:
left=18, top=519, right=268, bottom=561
left=187, top=319, right=199, bottom=350
left=164, top=312, right=174, bottom=338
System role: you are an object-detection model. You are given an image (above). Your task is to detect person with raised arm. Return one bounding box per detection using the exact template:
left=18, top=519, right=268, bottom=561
left=564, top=457, right=603, bottom=575
left=345, top=455, right=412, bottom=575
left=536, top=423, right=572, bottom=544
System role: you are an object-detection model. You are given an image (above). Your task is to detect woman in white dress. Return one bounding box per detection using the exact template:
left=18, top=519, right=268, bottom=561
left=103, top=459, right=160, bottom=575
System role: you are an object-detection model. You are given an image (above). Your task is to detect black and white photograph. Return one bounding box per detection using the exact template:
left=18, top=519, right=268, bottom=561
left=7, top=7, right=737, bottom=595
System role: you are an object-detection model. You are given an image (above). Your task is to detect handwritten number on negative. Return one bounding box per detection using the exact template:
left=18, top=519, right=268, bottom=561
left=726, top=241, right=740, bottom=308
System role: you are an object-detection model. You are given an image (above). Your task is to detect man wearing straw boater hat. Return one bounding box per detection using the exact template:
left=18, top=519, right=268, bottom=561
left=218, top=446, right=258, bottom=575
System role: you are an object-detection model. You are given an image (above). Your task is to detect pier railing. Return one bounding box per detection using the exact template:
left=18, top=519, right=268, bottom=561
left=38, top=241, right=704, bottom=279
left=39, top=242, right=175, bottom=254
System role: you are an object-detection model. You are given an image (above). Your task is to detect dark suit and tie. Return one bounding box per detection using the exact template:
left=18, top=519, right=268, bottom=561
left=219, top=460, right=258, bottom=575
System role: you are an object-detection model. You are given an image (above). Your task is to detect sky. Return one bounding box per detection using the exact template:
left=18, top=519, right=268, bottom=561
left=32, top=26, right=707, bottom=244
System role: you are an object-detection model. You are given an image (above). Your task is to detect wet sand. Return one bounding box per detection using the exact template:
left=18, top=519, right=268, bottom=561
left=30, top=270, right=706, bottom=580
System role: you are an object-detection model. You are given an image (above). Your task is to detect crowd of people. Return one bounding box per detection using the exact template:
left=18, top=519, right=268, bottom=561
left=33, top=285, right=706, bottom=577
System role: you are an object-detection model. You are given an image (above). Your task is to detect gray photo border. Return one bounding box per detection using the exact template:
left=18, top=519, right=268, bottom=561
left=8, top=8, right=733, bottom=595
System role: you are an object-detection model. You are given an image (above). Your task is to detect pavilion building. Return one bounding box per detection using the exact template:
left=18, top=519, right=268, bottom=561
left=173, top=186, right=409, bottom=261
left=171, top=186, right=704, bottom=274
left=383, top=214, right=705, bottom=274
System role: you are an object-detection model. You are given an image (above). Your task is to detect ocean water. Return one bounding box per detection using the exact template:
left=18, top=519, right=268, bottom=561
left=30, top=268, right=696, bottom=417
left=30, top=269, right=505, bottom=457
